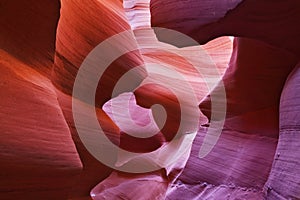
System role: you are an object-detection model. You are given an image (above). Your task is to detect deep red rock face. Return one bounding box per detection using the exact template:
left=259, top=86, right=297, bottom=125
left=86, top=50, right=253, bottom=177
left=1, top=0, right=299, bottom=200
left=0, top=1, right=82, bottom=199
left=0, top=0, right=60, bottom=75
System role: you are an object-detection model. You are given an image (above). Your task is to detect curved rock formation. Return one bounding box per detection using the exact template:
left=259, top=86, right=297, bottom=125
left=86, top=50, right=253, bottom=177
left=1, top=0, right=299, bottom=199
left=0, top=1, right=82, bottom=199
left=150, top=0, right=300, bottom=56
left=266, top=63, right=300, bottom=199
left=150, top=0, right=300, bottom=199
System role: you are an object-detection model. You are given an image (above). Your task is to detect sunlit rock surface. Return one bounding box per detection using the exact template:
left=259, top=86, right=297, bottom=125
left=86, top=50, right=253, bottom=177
left=0, top=0, right=299, bottom=199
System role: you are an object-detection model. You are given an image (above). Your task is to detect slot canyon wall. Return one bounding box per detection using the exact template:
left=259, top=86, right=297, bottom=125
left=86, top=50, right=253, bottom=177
left=0, top=0, right=299, bottom=199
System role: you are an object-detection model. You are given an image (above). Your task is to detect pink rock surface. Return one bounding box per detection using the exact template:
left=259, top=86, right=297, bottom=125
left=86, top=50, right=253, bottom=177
left=91, top=171, right=168, bottom=200
left=1, top=0, right=299, bottom=199
left=150, top=0, right=300, bottom=199
left=200, top=37, right=298, bottom=137
left=265, top=63, right=300, bottom=199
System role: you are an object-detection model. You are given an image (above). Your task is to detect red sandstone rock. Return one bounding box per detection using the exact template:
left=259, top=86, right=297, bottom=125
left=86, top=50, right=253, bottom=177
left=0, top=50, right=82, bottom=200
left=0, top=0, right=60, bottom=75
left=1, top=0, right=299, bottom=199
left=0, top=1, right=82, bottom=199
left=52, top=0, right=148, bottom=197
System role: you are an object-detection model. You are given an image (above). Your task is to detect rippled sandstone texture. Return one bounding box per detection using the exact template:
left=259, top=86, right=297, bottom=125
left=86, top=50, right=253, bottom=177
left=150, top=0, right=300, bottom=199
left=0, top=0, right=299, bottom=199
